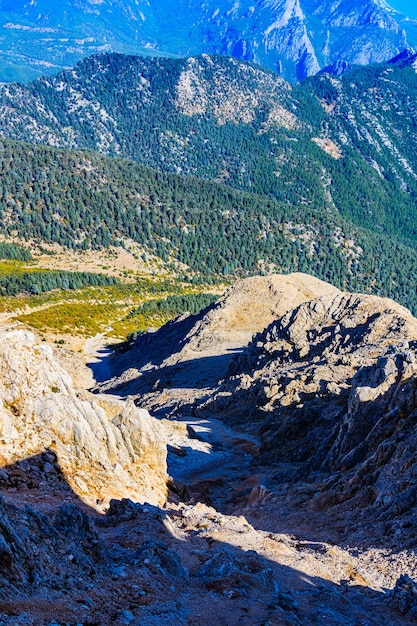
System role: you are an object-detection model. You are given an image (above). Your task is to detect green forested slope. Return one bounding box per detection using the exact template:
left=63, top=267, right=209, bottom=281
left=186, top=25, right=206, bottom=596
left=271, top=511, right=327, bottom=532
left=1, top=53, right=417, bottom=247
left=1, top=138, right=417, bottom=313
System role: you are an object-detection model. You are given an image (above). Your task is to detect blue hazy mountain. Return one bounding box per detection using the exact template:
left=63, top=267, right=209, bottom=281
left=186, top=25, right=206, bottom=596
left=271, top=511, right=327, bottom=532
left=0, top=0, right=412, bottom=83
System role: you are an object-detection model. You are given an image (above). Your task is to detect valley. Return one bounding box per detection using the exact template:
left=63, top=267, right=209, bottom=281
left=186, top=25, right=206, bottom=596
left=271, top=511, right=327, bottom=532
left=0, top=244, right=221, bottom=349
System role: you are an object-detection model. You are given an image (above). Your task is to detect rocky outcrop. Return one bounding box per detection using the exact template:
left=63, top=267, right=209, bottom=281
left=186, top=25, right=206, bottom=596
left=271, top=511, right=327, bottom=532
left=0, top=330, right=167, bottom=507
left=97, top=273, right=340, bottom=405
left=199, top=291, right=417, bottom=538
left=174, top=272, right=340, bottom=359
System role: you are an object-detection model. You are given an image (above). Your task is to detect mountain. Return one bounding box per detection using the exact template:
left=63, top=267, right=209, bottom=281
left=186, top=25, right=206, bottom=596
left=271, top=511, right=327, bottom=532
left=173, top=0, right=409, bottom=82
left=0, top=0, right=411, bottom=83
left=98, top=272, right=417, bottom=557
left=3, top=275, right=417, bottom=623
left=2, top=52, right=417, bottom=243
left=2, top=52, right=417, bottom=309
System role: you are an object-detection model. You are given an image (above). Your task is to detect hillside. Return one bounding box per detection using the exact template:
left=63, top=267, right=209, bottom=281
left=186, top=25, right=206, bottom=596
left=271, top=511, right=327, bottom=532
left=3, top=274, right=417, bottom=624
left=0, top=0, right=411, bottom=83
left=100, top=273, right=417, bottom=554
left=1, top=52, right=417, bottom=247
left=2, top=137, right=417, bottom=315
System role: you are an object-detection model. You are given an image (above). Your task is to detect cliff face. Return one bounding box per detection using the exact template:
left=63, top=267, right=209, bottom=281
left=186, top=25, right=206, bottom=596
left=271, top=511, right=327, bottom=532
left=189, top=0, right=408, bottom=81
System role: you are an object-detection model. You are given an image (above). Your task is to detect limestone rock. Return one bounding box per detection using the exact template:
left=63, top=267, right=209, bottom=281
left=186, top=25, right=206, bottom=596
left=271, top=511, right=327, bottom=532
left=0, top=330, right=167, bottom=507
left=200, top=291, right=417, bottom=536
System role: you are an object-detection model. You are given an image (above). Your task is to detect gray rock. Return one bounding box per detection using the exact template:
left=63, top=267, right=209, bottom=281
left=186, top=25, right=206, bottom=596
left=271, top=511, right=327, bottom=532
left=137, top=541, right=189, bottom=580
left=389, top=574, right=417, bottom=616
left=119, top=610, right=134, bottom=624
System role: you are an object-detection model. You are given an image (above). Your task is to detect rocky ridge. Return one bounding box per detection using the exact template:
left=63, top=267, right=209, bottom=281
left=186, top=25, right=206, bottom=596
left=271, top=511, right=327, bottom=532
left=99, top=274, right=417, bottom=549
left=98, top=276, right=417, bottom=544
left=196, top=290, right=417, bottom=546
left=96, top=273, right=340, bottom=408
left=3, top=274, right=417, bottom=623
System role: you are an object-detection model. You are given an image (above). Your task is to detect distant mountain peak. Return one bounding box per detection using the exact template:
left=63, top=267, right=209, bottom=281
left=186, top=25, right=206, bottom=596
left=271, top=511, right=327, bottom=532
left=0, top=0, right=412, bottom=83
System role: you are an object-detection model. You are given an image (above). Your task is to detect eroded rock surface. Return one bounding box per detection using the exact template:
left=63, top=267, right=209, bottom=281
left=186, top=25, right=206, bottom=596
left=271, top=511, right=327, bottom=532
left=199, top=291, right=417, bottom=544
left=5, top=275, right=417, bottom=624
left=0, top=330, right=167, bottom=507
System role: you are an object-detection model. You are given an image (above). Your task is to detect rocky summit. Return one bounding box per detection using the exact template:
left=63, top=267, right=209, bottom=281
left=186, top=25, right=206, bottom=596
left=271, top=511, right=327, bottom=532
left=3, top=274, right=417, bottom=624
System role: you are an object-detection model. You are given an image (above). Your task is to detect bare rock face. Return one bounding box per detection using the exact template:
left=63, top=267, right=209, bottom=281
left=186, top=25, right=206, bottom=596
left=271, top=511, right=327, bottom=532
left=202, top=291, right=417, bottom=419
left=98, top=273, right=340, bottom=402
left=200, top=291, right=417, bottom=539
left=0, top=330, right=167, bottom=507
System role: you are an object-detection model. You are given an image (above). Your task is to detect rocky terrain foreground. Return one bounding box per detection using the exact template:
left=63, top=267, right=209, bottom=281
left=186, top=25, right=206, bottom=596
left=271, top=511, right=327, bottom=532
left=2, top=273, right=417, bottom=624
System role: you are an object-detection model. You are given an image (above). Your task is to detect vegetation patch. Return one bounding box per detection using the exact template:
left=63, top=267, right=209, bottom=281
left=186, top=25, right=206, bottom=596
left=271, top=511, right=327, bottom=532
left=8, top=275, right=221, bottom=341
left=0, top=242, right=31, bottom=262
left=129, top=293, right=218, bottom=318
left=16, top=301, right=121, bottom=335
left=0, top=268, right=118, bottom=296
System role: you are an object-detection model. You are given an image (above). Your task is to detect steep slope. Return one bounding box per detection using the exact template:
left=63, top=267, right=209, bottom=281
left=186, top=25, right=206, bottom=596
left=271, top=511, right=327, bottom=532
left=184, top=0, right=408, bottom=81
left=198, top=289, right=417, bottom=545
left=101, top=273, right=417, bottom=550
left=0, top=0, right=410, bottom=82
left=97, top=272, right=417, bottom=552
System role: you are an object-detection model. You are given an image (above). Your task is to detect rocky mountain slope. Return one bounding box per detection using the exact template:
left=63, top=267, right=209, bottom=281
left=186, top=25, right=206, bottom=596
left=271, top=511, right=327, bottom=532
left=0, top=0, right=412, bottom=83
left=101, top=274, right=417, bottom=551
left=4, top=272, right=417, bottom=624
left=199, top=291, right=417, bottom=542
left=1, top=51, right=417, bottom=247
left=96, top=273, right=340, bottom=410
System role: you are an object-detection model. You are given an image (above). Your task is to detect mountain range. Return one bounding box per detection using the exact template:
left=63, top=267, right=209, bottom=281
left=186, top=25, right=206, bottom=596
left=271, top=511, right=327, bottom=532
left=1, top=51, right=417, bottom=312
left=2, top=4, right=417, bottom=624
left=2, top=50, right=417, bottom=242
left=0, top=0, right=415, bottom=83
